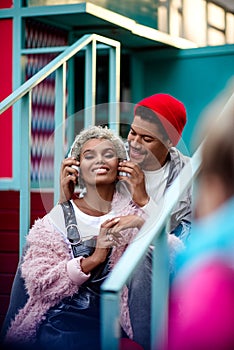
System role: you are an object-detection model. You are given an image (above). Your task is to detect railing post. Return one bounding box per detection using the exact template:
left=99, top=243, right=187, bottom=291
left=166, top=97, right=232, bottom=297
left=67, top=57, right=75, bottom=147
left=151, top=226, right=169, bottom=349
left=54, top=63, right=67, bottom=205
left=19, top=92, right=32, bottom=255
left=108, top=45, right=120, bottom=135
left=84, top=40, right=97, bottom=128
left=101, top=291, right=120, bottom=350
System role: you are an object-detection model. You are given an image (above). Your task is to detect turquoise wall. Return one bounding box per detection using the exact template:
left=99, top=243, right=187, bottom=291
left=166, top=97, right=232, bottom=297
left=131, top=44, right=234, bottom=153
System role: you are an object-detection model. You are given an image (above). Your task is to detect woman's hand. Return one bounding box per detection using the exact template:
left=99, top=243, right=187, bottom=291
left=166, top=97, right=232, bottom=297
left=59, top=157, right=80, bottom=203
left=80, top=215, right=144, bottom=274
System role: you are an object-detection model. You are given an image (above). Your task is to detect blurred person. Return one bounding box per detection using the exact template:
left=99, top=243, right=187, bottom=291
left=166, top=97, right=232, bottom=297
left=164, top=85, right=234, bottom=350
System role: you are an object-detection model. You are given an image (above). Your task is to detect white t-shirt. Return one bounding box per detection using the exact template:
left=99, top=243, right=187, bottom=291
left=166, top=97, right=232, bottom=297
left=71, top=201, right=116, bottom=240
left=48, top=201, right=116, bottom=242
left=144, top=161, right=169, bottom=205
left=142, top=161, right=170, bottom=221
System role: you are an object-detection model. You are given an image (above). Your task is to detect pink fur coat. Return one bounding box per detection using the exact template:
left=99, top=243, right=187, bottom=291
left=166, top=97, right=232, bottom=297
left=5, top=192, right=145, bottom=344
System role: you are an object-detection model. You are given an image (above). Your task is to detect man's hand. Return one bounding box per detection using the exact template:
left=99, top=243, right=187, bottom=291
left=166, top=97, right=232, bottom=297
left=118, top=160, right=149, bottom=207
left=59, top=157, right=79, bottom=203
left=81, top=218, right=122, bottom=273
left=103, top=215, right=145, bottom=232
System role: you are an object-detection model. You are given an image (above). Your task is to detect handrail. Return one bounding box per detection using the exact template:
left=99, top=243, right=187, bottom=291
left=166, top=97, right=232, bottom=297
left=101, top=144, right=202, bottom=349
left=0, top=33, right=121, bottom=255
left=0, top=34, right=120, bottom=114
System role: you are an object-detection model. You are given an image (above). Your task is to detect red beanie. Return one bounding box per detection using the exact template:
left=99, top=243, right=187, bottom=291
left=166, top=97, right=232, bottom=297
left=135, top=93, right=187, bottom=146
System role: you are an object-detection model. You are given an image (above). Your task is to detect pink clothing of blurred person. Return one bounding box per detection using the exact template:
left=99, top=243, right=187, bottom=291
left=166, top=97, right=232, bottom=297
left=163, top=82, right=234, bottom=350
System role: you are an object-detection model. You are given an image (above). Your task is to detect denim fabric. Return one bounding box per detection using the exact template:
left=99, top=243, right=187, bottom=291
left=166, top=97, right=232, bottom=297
left=0, top=258, right=28, bottom=342
left=128, top=249, right=153, bottom=350
left=171, top=220, right=191, bottom=243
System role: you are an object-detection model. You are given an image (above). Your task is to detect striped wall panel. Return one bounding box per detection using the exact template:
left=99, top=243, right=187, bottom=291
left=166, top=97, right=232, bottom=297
left=25, top=19, right=68, bottom=188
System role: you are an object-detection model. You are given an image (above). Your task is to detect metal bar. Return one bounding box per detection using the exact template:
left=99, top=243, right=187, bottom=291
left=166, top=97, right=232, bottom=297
left=108, top=45, right=120, bottom=135
left=101, top=291, right=120, bottom=350
left=54, top=63, right=67, bottom=205
left=19, top=92, right=32, bottom=255
left=91, top=34, right=123, bottom=49
left=0, top=179, right=19, bottom=190
left=0, top=34, right=120, bottom=115
left=66, top=57, right=75, bottom=149
left=0, top=3, right=88, bottom=19
left=12, top=6, right=23, bottom=192
left=84, top=40, right=97, bottom=128
left=20, top=3, right=88, bottom=17
left=151, top=226, right=169, bottom=350
left=0, top=35, right=93, bottom=114
left=21, top=43, right=110, bottom=55
left=21, top=47, right=68, bottom=54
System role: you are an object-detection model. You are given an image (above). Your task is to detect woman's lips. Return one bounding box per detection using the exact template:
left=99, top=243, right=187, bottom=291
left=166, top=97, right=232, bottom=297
left=93, top=167, right=108, bottom=174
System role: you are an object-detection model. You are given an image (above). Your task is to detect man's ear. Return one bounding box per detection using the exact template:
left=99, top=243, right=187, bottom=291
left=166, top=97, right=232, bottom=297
left=166, top=139, right=173, bottom=148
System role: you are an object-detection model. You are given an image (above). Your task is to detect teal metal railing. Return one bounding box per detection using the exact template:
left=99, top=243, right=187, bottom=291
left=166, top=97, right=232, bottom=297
left=101, top=145, right=202, bottom=349
left=0, top=33, right=120, bottom=255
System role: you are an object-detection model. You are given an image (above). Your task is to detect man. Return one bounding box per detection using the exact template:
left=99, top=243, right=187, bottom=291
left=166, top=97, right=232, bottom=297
left=59, top=93, right=192, bottom=349
left=117, top=93, right=192, bottom=349
left=118, top=93, right=191, bottom=241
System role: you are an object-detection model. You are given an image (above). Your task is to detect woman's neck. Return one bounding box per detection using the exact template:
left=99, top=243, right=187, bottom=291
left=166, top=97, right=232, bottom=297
left=75, top=184, right=115, bottom=216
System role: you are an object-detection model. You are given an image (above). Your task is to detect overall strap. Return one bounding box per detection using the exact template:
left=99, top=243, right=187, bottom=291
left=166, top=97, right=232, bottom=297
left=60, top=201, right=81, bottom=245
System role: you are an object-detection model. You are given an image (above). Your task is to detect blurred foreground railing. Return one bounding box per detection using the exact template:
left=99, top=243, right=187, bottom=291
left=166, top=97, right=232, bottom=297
left=101, top=145, right=202, bottom=349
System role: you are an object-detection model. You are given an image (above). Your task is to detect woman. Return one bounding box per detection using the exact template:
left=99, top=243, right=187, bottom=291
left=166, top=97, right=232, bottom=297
left=2, top=126, right=145, bottom=350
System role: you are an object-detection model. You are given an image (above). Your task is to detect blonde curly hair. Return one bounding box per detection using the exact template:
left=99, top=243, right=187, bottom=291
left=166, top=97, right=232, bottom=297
left=70, top=125, right=127, bottom=161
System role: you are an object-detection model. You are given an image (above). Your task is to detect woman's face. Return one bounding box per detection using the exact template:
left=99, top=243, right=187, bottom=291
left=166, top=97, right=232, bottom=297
left=79, top=138, right=119, bottom=186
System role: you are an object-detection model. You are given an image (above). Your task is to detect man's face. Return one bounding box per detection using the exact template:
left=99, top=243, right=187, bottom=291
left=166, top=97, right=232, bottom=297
left=127, top=115, right=171, bottom=171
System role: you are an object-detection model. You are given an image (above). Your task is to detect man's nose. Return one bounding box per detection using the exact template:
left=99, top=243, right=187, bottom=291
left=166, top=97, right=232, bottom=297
left=131, top=135, right=142, bottom=147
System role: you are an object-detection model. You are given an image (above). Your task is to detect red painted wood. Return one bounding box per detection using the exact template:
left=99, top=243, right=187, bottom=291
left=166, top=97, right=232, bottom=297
left=0, top=212, right=19, bottom=231
left=0, top=274, right=15, bottom=294
left=0, top=253, right=19, bottom=274
left=0, top=19, right=13, bottom=177
left=0, top=295, right=11, bottom=315
left=0, top=190, right=53, bottom=328
left=0, top=0, right=13, bottom=8
left=0, top=232, right=19, bottom=252
left=0, top=191, right=19, bottom=209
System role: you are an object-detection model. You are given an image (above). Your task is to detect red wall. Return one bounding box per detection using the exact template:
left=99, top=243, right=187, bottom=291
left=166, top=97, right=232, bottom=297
left=0, top=0, right=13, bottom=8
left=0, top=19, right=13, bottom=178
left=0, top=190, right=54, bottom=329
